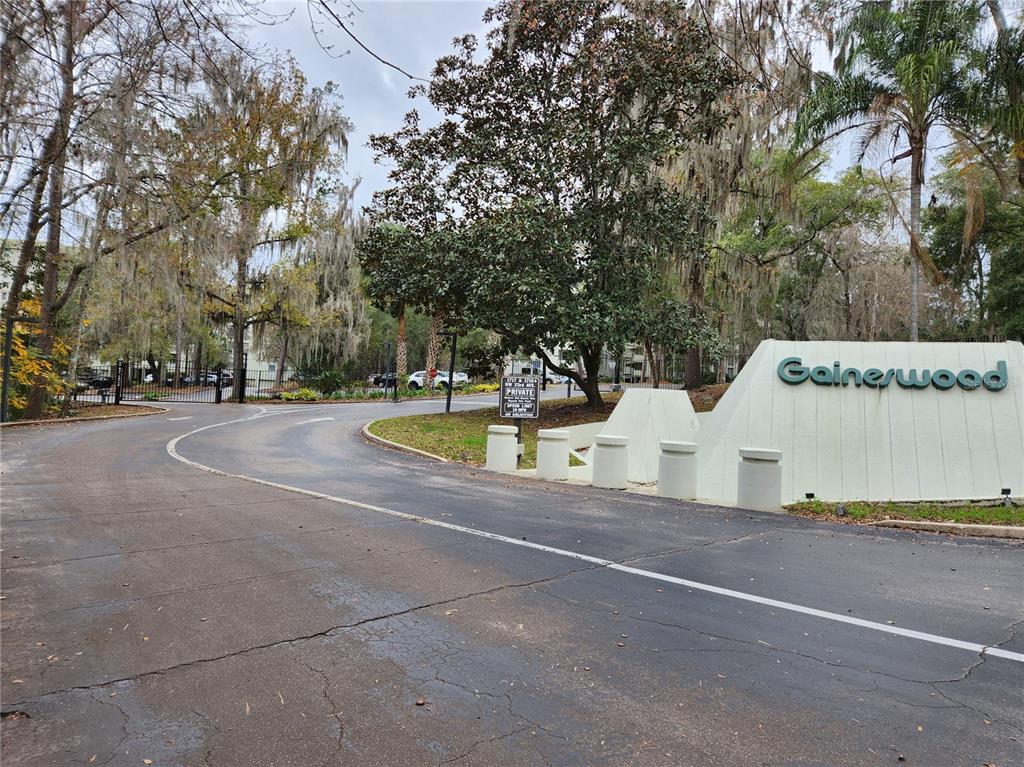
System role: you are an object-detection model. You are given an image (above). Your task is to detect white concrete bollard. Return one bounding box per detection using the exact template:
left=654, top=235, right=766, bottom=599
left=536, top=429, right=570, bottom=481
left=736, top=447, right=783, bottom=512
left=657, top=440, right=698, bottom=500
left=486, top=425, right=519, bottom=473
left=592, top=435, right=629, bottom=489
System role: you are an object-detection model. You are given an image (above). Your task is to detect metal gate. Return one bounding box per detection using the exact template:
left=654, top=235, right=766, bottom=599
left=69, top=361, right=229, bottom=405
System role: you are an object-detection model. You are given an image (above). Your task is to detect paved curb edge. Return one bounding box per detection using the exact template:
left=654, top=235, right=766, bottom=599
left=361, top=421, right=450, bottom=463
left=869, top=518, right=1024, bottom=539
left=362, top=422, right=1022, bottom=539
left=1, top=405, right=169, bottom=428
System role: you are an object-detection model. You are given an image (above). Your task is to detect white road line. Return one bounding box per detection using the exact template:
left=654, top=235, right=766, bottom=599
left=296, top=417, right=335, bottom=425
left=166, top=411, right=1024, bottom=666
left=166, top=416, right=193, bottom=421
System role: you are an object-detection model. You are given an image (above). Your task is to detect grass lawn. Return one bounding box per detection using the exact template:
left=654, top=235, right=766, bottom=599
left=786, top=499, right=1024, bottom=527
left=366, top=385, right=728, bottom=469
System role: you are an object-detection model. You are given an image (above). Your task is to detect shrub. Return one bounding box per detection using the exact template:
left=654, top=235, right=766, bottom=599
left=281, top=387, right=319, bottom=401
left=464, top=383, right=499, bottom=393
left=314, top=370, right=344, bottom=396
left=142, top=392, right=161, bottom=402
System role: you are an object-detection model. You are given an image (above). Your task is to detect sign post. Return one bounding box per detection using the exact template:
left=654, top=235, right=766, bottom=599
left=443, top=332, right=457, bottom=414
left=500, top=375, right=540, bottom=466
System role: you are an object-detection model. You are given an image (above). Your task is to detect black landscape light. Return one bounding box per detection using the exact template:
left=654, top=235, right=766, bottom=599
left=835, top=504, right=847, bottom=517
left=805, top=492, right=815, bottom=501
left=1002, top=488, right=1012, bottom=507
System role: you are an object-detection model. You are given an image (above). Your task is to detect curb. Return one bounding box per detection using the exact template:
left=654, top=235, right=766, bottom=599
left=0, top=405, right=168, bottom=428
left=361, top=421, right=450, bottom=463
left=869, top=519, right=1024, bottom=539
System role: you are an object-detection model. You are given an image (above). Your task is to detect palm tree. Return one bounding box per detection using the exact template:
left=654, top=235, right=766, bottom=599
left=794, top=1, right=986, bottom=340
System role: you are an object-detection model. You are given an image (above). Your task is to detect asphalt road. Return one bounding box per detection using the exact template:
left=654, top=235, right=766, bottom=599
left=1, top=397, right=1022, bottom=766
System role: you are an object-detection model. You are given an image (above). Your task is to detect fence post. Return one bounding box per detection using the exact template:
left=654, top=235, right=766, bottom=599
left=114, top=359, right=124, bottom=405
left=239, top=366, right=247, bottom=404
left=215, top=367, right=222, bottom=404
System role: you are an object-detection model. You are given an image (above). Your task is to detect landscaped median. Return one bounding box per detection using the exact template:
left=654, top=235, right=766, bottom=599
left=364, top=385, right=729, bottom=469
left=366, top=394, right=622, bottom=468
left=262, top=383, right=501, bottom=404
left=787, top=499, right=1023, bottom=533
left=0, top=403, right=166, bottom=427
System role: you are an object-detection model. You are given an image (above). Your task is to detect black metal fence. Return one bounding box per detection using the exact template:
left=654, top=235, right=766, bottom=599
left=68, top=361, right=414, bottom=406
left=69, top=361, right=230, bottom=405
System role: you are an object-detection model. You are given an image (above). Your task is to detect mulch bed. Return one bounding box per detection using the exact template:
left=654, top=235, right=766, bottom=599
left=2, top=403, right=164, bottom=426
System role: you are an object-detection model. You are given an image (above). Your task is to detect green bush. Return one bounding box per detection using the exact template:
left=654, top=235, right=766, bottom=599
left=281, top=387, right=319, bottom=401
left=142, top=392, right=161, bottom=402
left=314, top=370, right=344, bottom=396
left=464, top=383, right=499, bottom=393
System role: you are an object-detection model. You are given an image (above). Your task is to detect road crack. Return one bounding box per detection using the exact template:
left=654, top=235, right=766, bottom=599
left=5, top=564, right=601, bottom=708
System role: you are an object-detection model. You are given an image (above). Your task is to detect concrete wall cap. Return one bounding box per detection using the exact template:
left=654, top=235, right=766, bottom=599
left=488, top=425, right=520, bottom=435
left=537, top=429, right=570, bottom=440
left=739, top=447, right=782, bottom=462
left=595, top=434, right=629, bottom=447
left=660, top=440, right=698, bottom=454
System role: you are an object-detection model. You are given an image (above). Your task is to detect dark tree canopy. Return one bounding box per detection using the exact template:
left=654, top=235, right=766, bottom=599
left=362, top=0, right=737, bottom=405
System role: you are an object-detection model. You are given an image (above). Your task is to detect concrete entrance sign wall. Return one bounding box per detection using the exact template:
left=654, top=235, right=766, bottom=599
left=696, top=340, right=1024, bottom=504
left=598, top=388, right=700, bottom=483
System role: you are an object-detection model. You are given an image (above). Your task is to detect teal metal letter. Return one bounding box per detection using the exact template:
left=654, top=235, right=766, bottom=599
left=931, top=369, right=956, bottom=390
left=957, top=369, right=982, bottom=390
left=810, top=366, right=832, bottom=385
left=777, top=357, right=809, bottom=385
left=983, top=360, right=1008, bottom=391
left=841, top=368, right=863, bottom=387
left=896, top=368, right=931, bottom=389
left=862, top=368, right=884, bottom=387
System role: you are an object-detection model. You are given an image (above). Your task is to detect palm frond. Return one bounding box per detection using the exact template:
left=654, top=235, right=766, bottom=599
left=793, top=73, right=889, bottom=148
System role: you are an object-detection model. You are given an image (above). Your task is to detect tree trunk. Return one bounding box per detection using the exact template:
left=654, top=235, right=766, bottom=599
left=395, top=304, right=408, bottom=381
left=643, top=338, right=660, bottom=389
left=536, top=345, right=602, bottom=406
left=274, top=318, right=288, bottom=388
left=578, top=345, right=603, bottom=407
left=232, top=251, right=247, bottom=400
left=424, top=311, right=443, bottom=388
left=683, top=255, right=705, bottom=390
left=715, top=311, right=727, bottom=384
left=683, top=346, right=702, bottom=390
left=173, top=303, right=183, bottom=388
left=4, top=145, right=54, bottom=321
left=909, top=141, right=924, bottom=342
left=23, top=4, right=76, bottom=419
left=59, top=270, right=94, bottom=416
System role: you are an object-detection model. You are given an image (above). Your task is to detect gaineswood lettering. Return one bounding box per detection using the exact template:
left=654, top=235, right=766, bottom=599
left=777, top=357, right=1008, bottom=392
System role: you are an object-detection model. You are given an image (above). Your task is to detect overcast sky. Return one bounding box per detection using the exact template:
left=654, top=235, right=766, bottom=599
left=247, top=1, right=492, bottom=212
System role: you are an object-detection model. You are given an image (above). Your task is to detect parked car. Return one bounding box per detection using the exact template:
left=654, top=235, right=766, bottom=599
left=78, top=373, right=113, bottom=390
left=368, top=372, right=398, bottom=388
left=407, top=370, right=469, bottom=390
left=544, top=373, right=569, bottom=384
